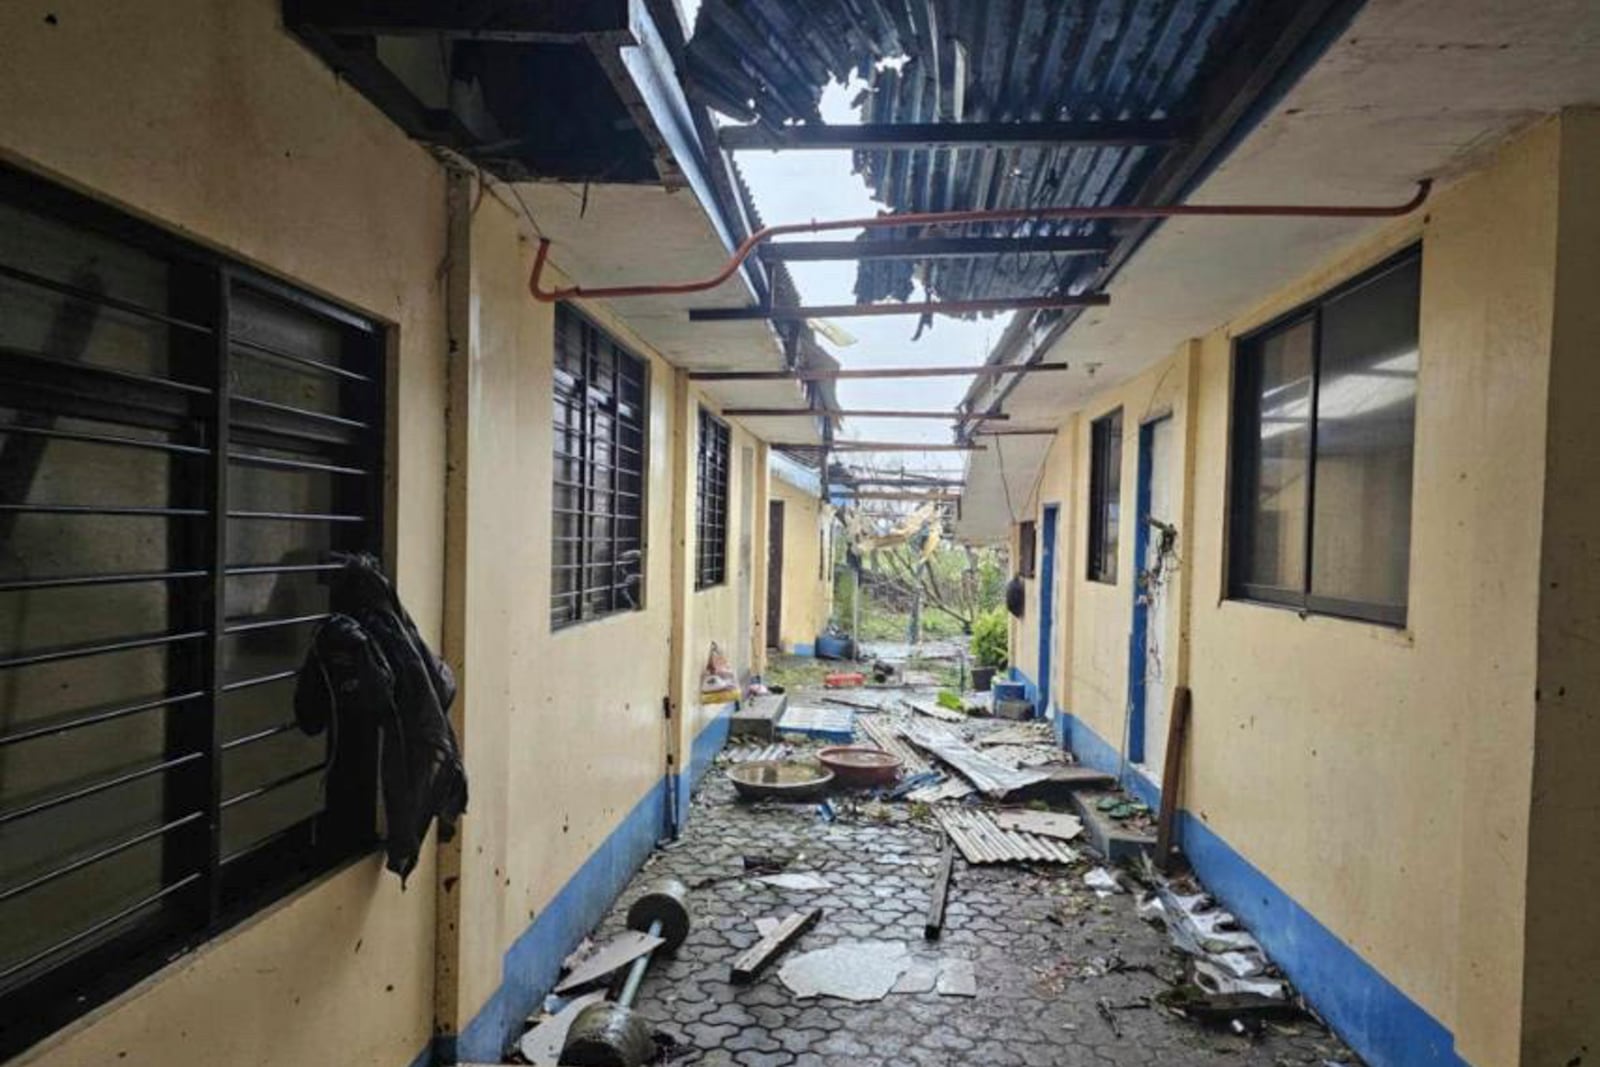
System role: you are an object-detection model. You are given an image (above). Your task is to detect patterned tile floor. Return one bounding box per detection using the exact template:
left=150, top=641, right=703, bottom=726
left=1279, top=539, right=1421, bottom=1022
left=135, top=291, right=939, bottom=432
left=584, top=715, right=1360, bottom=1066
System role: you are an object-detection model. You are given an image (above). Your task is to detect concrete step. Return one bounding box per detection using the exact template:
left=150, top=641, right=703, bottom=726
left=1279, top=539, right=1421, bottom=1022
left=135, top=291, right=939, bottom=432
left=730, top=692, right=788, bottom=741
left=1071, top=789, right=1156, bottom=863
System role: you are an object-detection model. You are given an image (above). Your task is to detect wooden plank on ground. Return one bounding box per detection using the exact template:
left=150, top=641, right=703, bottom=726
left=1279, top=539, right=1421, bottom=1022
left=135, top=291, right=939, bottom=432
left=731, top=907, right=822, bottom=984
left=924, top=844, right=955, bottom=941
left=1155, top=686, right=1192, bottom=872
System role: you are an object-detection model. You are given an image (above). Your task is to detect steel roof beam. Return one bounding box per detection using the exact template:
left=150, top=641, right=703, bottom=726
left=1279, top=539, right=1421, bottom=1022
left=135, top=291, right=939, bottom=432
left=689, top=295, right=1106, bottom=322
left=835, top=491, right=959, bottom=502
left=284, top=0, right=631, bottom=40
left=689, top=362, right=1068, bottom=382
left=758, top=236, right=1112, bottom=262
left=723, top=408, right=1007, bottom=420
left=780, top=442, right=980, bottom=453
left=720, top=120, right=1183, bottom=151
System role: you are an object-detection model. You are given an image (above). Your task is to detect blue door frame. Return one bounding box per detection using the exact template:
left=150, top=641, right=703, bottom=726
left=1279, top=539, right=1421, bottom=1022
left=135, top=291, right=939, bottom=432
left=1126, top=419, right=1164, bottom=762
left=1037, top=504, right=1058, bottom=716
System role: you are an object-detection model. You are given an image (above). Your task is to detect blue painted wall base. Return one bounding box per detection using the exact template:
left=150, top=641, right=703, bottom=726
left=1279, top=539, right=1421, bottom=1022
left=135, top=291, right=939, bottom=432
left=1056, top=712, right=1462, bottom=1067
left=449, top=703, right=734, bottom=1063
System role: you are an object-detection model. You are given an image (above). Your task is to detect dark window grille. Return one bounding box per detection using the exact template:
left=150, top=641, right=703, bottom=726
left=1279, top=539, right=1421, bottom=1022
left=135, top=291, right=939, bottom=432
left=1087, top=408, right=1123, bottom=584
left=1227, top=246, right=1420, bottom=627
left=550, top=305, right=647, bottom=628
left=695, top=409, right=730, bottom=589
left=1017, top=520, right=1037, bottom=578
left=0, top=167, right=385, bottom=1056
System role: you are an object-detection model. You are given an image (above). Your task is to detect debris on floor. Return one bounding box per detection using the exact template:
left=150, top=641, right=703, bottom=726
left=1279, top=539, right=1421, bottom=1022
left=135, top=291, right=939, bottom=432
left=517, top=991, right=605, bottom=1064
left=777, top=940, right=911, bottom=1001
left=1084, top=867, right=1126, bottom=897
left=935, top=806, right=1078, bottom=864
left=563, top=659, right=1361, bottom=1067
left=774, top=704, right=856, bottom=741
left=719, top=742, right=793, bottom=765
left=905, top=696, right=967, bottom=723
left=777, top=939, right=979, bottom=1003
left=902, top=722, right=1054, bottom=798
left=731, top=907, right=822, bottom=983
left=554, top=929, right=664, bottom=993
left=994, top=808, right=1084, bottom=841
left=754, top=871, right=833, bottom=891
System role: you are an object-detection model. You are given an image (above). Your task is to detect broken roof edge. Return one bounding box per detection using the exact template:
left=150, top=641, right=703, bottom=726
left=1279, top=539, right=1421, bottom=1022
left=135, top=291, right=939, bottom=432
left=955, top=0, right=1371, bottom=423
left=626, top=0, right=774, bottom=307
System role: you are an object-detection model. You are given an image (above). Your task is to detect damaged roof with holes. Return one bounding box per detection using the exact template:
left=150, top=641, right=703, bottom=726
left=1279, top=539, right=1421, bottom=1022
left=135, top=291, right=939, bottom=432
left=684, top=0, right=1253, bottom=308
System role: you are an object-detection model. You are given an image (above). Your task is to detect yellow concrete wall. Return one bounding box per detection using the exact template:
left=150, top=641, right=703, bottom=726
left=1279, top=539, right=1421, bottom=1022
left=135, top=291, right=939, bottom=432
left=1521, top=108, right=1600, bottom=1065
left=676, top=395, right=765, bottom=757
left=1009, top=428, right=1072, bottom=696
left=1184, top=123, right=1557, bottom=1066
left=0, top=0, right=449, bottom=1063
left=433, top=194, right=682, bottom=1032
left=1013, top=119, right=1565, bottom=1065
left=769, top=470, right=833, bottom=652
left=1010, top=350, right=1193, bottom=749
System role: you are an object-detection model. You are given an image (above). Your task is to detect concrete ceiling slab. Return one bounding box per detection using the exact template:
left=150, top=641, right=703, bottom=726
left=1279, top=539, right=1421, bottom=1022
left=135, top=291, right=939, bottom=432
left=953, top=434, right=1057, bottom=542
left=518, top=181, right=786, bottom=373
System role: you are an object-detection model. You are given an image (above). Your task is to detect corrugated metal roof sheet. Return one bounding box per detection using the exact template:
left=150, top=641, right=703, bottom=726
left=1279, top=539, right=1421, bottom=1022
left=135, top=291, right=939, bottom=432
left=686, top=0, right=1249, bottom=307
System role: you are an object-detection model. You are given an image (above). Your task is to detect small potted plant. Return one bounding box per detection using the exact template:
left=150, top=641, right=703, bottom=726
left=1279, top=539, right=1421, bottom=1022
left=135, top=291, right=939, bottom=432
left=970, top=606, right=1008, bottom=692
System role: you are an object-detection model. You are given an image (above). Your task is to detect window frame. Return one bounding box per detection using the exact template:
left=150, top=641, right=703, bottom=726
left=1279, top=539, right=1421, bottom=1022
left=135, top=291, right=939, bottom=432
left=1225, top=244, right=1421, bottom=628
left=549, top=305, right=649, bottom=630
left=0, top=165, right=387, bottom=1057
left=1086, top=408, right=1123, bottom=584
left=694, top=408, right=730, bottom=590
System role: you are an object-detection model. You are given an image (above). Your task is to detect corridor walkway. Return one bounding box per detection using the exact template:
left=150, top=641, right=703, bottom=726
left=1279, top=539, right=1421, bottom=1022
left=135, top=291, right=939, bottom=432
left=583, top=687, right=1360, bottom=1066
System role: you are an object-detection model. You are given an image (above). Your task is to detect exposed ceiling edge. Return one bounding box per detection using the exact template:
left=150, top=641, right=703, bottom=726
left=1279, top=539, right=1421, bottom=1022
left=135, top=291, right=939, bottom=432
left=956, top=0, right=1370, bottom=424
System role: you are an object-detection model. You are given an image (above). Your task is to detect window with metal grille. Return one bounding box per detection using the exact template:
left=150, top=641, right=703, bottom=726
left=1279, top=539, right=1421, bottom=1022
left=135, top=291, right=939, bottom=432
left=695, top=409, right=730, bottom=589
left=0, top=167, right=385, bottom=1055
left=1227, top=246, right=1419, bottom=627
left=1087, top=408, right=1122, bottom=584
left=550, top=305, right=647, bottom=628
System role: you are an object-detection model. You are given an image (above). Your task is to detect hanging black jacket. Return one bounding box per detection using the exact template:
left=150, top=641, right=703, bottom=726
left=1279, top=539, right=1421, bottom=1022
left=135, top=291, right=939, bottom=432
left=294, top=554, right=468, bottom=883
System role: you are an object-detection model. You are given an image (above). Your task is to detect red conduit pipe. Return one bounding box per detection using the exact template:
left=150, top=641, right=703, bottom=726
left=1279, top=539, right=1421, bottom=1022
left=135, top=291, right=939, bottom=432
left=528, top=180, right=1431, bottom=303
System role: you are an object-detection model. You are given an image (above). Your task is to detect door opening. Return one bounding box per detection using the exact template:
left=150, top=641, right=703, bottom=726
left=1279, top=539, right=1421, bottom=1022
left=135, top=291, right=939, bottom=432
left=1037, top=504, right=1059, bottom=716
left=766, top=499, right=785, bottom=649
left=1128, top=416, right=1176, bottom=773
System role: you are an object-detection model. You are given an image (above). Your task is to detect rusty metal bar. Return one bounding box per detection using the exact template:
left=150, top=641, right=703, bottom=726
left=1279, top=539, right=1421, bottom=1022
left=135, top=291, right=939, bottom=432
left=689, top=362, right=1068, bottom=382
left=723, top=407, right=1007, bottom=420
left=528, top=182, right=1431, bottom=303
left=779, top=442, right=980, bottom=453
left=835, top=491, right=960, bottom=502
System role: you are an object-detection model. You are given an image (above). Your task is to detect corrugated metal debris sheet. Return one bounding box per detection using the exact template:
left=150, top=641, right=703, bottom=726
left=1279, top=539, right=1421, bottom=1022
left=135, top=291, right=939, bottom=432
left=685, top=0, right=1248, bottom=307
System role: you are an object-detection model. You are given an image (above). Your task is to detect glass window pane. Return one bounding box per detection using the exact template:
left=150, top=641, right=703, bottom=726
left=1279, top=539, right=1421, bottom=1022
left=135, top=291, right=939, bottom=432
left=1237, top=319, right=1314, bottom=593
left=1310, top=257, right=1420, bottom=616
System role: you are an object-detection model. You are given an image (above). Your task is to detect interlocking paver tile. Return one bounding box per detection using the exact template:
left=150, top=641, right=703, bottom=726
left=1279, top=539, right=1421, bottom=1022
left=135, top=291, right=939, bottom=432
left=583, top=690, right=1363, bottom=1067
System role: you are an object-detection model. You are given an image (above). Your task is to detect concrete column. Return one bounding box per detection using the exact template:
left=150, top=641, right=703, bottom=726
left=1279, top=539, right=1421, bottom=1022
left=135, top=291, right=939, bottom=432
left=434, top=166, right=474, bottom=1041
left=665, top=368, right=695, bottom=817
left=1521, top=108, right=1600, bottom=1066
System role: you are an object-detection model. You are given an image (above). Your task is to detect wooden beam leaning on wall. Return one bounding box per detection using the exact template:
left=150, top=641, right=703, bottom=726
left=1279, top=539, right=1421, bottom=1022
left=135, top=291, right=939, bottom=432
left=1155, top=687, right=1192, bottom=873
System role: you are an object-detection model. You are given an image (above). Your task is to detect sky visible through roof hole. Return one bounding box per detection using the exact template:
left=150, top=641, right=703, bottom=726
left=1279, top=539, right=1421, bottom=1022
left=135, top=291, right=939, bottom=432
left=733, top=79, right=1002, bottom=478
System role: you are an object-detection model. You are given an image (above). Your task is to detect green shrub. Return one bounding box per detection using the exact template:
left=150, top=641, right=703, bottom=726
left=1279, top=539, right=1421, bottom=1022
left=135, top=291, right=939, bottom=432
left=971, top=606, right=1009, bottom=669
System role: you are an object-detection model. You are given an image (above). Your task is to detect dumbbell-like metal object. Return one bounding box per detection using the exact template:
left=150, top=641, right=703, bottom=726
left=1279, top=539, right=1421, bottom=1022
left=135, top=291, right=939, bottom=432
left=560, top=878, right=692, bottom=1067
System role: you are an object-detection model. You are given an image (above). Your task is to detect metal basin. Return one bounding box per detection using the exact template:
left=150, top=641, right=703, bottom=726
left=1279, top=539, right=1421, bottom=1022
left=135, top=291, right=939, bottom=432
left=817, top=746, right=904, bottom=788
left=727, top=759, right=835, bottom=800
